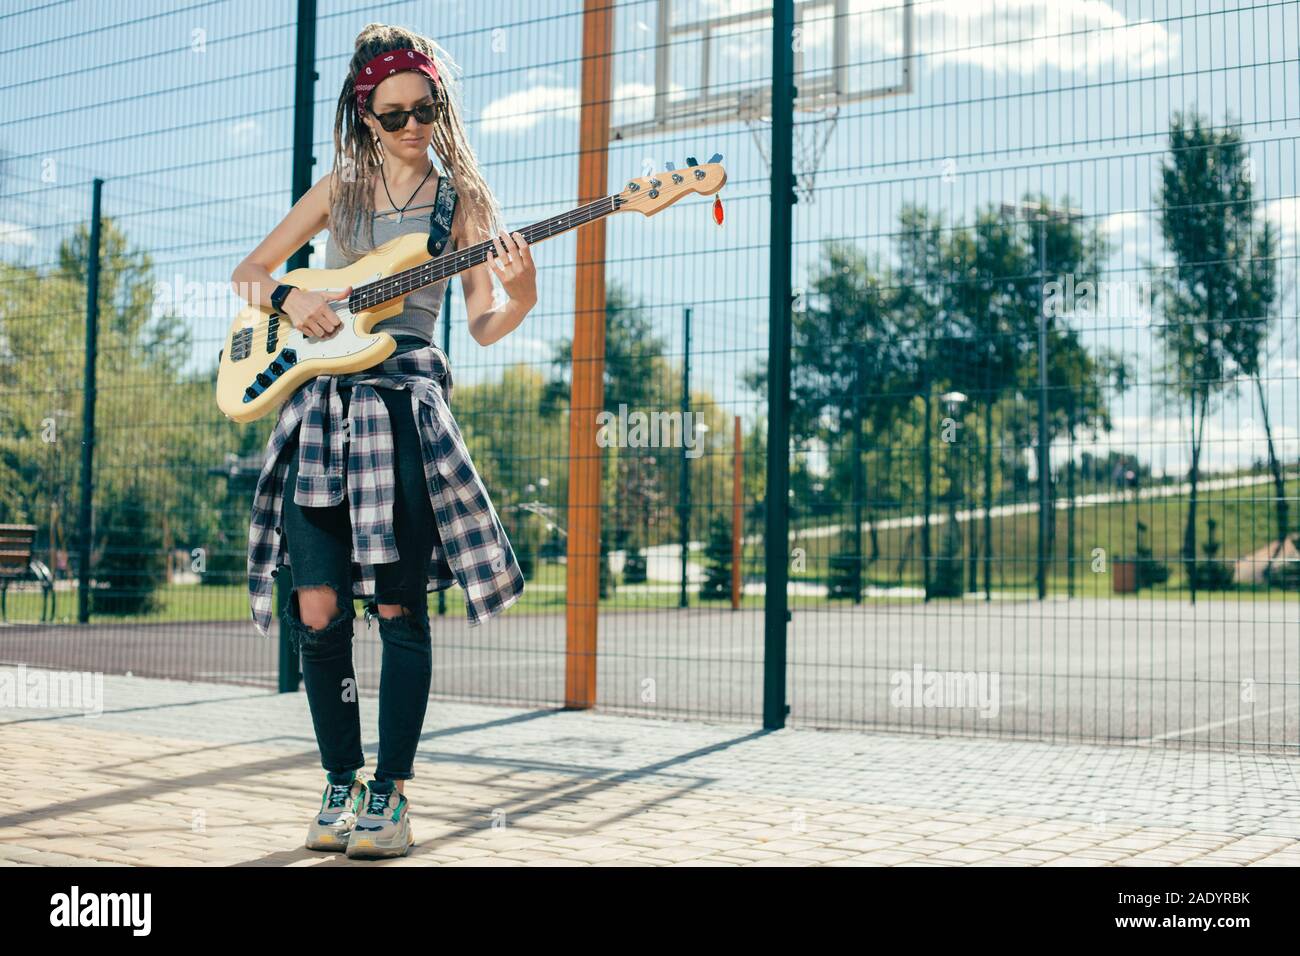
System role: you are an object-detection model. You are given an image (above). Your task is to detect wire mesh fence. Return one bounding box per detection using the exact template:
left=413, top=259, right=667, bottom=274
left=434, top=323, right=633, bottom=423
left=0, top=0, right=1296, bottom=753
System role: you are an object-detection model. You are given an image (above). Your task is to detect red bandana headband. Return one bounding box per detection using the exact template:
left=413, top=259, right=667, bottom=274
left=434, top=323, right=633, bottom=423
left=355, top=48, right=441, bottom=113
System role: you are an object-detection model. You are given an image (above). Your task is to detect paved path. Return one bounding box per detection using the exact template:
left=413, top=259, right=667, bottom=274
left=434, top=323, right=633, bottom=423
left=2, top=666, right=1299, bottom=866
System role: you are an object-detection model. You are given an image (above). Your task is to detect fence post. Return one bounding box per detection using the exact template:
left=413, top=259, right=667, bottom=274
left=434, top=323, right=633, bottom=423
left=732, top=415, right=742, bottom=610
left=679, top=306, right=691, bottom=609
left=288, top=0, right=318, bottom=272
left=763, top=0, right=796, bottom=730
left=77, top=178, right=103, bottom=624
left=852, top=339, right=864, bottom=603
left=1035, top=218, right=1049, bottom=600
left=278, top=0, right=318, bottom=693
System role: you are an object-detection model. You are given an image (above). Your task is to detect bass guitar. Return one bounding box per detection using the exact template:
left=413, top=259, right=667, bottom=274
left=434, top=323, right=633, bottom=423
left=216, top=155, right=726, bottom=423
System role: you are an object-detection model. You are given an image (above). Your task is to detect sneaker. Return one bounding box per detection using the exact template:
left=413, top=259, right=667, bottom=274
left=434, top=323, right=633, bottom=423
left=345, top=782, right=414, bottom=859
left=305, top=772, right=366, bottom=851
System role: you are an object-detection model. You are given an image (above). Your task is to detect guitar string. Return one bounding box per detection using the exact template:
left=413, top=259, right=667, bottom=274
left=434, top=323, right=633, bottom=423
left=237, top=194, right=618, bottom=343
left=352, top=194, right=619, bottom=309
left=236, top=195, right=622, bottom=344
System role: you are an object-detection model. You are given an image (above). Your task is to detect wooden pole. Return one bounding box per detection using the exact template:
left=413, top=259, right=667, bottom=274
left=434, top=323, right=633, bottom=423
left=565, top=0, right=614, bottom=709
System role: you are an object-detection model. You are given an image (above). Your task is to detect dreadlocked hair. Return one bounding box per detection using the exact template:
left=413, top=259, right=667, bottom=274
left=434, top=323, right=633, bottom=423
left=328, top=22, right=506, bottom=261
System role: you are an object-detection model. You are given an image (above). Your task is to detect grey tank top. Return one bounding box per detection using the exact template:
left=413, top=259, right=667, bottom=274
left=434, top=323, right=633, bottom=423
left=324, top=184, right=453, bottom=348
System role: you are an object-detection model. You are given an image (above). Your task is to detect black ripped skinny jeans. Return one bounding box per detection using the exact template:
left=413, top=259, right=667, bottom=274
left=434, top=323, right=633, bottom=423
left=279, top=361, right=440, bottom=783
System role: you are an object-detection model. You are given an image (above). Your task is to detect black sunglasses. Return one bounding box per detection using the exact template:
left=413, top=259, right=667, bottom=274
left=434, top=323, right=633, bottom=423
left=370, top=100, right=441, bottom=132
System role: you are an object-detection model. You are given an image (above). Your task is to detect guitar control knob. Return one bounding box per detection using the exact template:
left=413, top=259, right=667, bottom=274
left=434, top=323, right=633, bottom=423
left=257, top=372, right=271, bottom=387
left=282, top=349, right=297, bottom=365
left=270, top=361, right=283, bottom=375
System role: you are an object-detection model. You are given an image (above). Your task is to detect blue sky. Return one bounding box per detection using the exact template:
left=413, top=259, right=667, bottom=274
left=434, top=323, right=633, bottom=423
left=1, top=0, right=1297, bottom=479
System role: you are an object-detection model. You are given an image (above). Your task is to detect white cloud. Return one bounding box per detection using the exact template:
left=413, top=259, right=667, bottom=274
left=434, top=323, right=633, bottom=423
left=694, top=0, right=1178, bottom=95
left=1102, top=210, right=1155, bottom=262
left=0, top=220, right=36, bottom=246
left=524, top=67, right=565, bottom=85
left=1266, top=355, right=1299, bottom=377
left=1264, top=196, right=1300, bottom=260
left=228, top=118, right=262, bottom=149
left=921, top=0, right=1178, bottom=77
left=478, top=82, right=663, bottom=134
left=784, top=0, right=1177, bottom=81
left=1102, top=211, right=1144, bottom=235
left=1107, top=401, right=1300, bottom=476
left=479, top=85, right=579, bottom=134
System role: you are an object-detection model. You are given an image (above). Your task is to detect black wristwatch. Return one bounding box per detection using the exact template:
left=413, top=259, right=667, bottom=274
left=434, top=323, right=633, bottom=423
left=270, top=283, right=297, bottom=313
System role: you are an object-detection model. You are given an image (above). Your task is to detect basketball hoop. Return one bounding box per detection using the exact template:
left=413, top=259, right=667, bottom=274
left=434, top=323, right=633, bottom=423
left=744, top=98, right=841, bottom=205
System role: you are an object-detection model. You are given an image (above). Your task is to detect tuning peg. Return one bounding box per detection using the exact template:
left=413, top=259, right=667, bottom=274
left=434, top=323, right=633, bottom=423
left=664, top=161, right=676, bottom=171
left=708, top=152, right=723, bottom=164
left=686, top=156, right=698, bottom=167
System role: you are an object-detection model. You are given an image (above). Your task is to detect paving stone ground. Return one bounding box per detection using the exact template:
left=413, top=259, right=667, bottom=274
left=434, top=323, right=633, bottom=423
left=2, top=666, right=1299, bottom=866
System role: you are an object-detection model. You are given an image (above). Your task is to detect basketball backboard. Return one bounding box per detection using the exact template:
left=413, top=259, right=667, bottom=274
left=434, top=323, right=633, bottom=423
left=611, top=0, right=914, bottom=140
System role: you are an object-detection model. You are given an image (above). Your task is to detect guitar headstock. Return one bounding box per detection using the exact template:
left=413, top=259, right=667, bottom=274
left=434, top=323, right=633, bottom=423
left=618, top=153, right=727, bottom=218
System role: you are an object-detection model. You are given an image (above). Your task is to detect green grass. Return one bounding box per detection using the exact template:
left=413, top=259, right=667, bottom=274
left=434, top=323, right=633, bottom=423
left=787, top=474, right=1299, bottom=589
left=2, top=474, right=1294, bottom=625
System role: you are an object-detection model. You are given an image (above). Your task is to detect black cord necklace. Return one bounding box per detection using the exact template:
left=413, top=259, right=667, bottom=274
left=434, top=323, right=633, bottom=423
left=379, top=159, right=435, bottom=223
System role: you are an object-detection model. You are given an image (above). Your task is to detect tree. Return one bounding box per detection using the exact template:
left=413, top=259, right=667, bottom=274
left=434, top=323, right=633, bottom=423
left=91, top=482, right=165, bottom=615
left=745, top=240, right=917, bottom=593
left=0, top=217, right=234, bottom=615
left=546, top=281, right=736, bottom=593
left=699, top=511, right=732, bottom=601
left=1155, top=111, right=1277, bottom=600
left=1190, top=517, right=1235, bottom=591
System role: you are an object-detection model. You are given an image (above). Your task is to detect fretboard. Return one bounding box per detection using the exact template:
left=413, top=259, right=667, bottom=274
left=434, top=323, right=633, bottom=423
left=349, top=193, right=622, bottom=312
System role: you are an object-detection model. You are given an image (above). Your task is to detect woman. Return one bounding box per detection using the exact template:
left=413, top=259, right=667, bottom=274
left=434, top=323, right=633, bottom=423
left=230, top=23, right=536, bottom=858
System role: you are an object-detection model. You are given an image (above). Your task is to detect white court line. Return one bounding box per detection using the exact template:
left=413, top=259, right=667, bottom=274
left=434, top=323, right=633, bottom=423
left=1125, top=701, right=1298, bottom=746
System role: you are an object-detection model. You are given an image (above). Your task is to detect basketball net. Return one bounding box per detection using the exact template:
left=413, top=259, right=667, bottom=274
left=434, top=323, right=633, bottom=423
left=743, top=95, right=840, bottom=205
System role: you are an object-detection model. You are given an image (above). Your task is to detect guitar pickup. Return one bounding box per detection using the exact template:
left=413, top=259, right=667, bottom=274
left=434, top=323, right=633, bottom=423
left=230, top=327, right=253, bottom=362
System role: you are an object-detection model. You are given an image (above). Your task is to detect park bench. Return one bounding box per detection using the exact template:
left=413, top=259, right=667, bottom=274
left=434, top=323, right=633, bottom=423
left=0, top=524, right=55, bottom=622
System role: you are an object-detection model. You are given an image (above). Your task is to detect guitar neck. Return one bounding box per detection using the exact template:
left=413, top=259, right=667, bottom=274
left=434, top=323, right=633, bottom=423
left=350, top=193, right=623, bottom=312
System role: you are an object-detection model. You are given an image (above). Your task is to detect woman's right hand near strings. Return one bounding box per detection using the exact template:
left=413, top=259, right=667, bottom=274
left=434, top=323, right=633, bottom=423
left=282, top=286, right=352, bottom=338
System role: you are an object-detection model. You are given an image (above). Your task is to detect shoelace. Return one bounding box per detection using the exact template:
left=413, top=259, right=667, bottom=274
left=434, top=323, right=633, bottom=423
left=366, top=788, right=393, bottom=816
left=325, top=781, right=355, bottom=809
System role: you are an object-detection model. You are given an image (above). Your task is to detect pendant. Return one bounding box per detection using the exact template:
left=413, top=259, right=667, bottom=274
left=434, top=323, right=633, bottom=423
left=395, top=212, right=404, bottom=224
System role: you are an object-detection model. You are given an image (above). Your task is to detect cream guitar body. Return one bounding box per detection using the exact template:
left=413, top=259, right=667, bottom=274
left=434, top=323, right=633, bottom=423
left=216, top=233, right=428, bottom=424
left=217, top=155, right=728, bottom=423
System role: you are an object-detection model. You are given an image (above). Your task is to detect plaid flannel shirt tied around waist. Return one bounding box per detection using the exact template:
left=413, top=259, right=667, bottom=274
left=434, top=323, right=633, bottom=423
left=247, top=345, right=524, bottom=637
